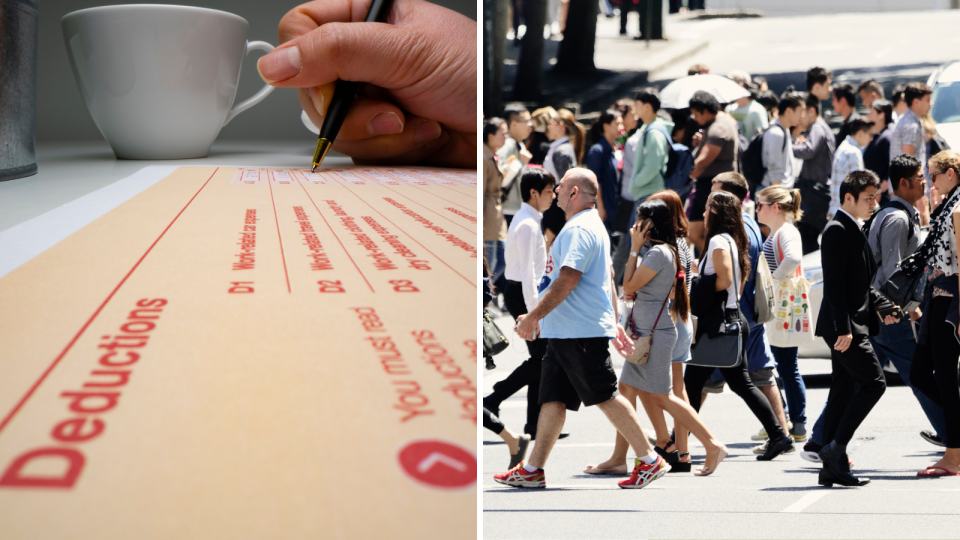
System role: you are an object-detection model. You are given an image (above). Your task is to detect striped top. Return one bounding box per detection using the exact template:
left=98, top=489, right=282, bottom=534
left=762, top=236, right=778, bottom=273
left=678, top=237, right=694, bottom=293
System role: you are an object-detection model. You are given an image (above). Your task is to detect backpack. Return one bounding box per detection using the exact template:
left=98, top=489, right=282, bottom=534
left=741, top=124, right=786, bottom=195
left=642, top=124, right=695, bottom=198
left=862, top=199, right=917, bottom=266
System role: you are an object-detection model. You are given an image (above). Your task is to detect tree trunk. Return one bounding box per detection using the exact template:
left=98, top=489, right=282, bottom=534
left=553, top=0, right=599, bottom=74
left=513, top=0, right=546, bottom=101
left=638, top=0, right=663, bottom=40
left=483, top=0, right=509, bottom=116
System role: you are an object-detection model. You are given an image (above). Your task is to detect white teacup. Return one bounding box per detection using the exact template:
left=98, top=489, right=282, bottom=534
left=62, top=5, right=276, bottom=159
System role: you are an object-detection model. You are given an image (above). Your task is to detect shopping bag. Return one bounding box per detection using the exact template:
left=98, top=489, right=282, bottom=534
left=765, top=276, right=815, bottom=347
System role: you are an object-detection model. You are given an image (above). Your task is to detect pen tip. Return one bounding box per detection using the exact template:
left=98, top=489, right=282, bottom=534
left=311, top=164, right=317, bottom=173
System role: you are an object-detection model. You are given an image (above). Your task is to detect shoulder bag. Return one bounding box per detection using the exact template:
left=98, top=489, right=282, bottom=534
left=754, top=252, right=775, bottom=324
left=483, top=308, right=509, bottom=358
left=625, top=245, right=676, bottom=366
left=687, top=236, right=743, bottom=368
left=765, top=231, right=815, bottom=347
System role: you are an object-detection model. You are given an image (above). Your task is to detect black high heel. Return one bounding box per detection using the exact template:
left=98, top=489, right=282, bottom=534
left=655, top=445, right=679, bottom=466
left=670, top=453, right=692, bottom=473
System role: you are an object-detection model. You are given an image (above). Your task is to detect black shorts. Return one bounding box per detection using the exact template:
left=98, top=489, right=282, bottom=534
left=540, top=337, right=620, bottom=411
left=689, top=177, right=714, bottom=222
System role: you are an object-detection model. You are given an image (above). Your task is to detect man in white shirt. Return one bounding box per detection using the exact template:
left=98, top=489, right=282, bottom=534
left=761, top=92, right=805, bottom=188
left=828, top=118, right=875, bottom=220
left=484, top=167, right=558, bottom=438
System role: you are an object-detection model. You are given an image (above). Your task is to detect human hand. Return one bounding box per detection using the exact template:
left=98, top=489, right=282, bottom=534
left=624, top=291, right=637, bottom=301
left=258, top=0, right=476, bottom=167
left=910, top=307, right=922, bottom=322
left=883, top=315, right=900, bottom=325
left=833, top=334, right=852, bottom=352
left=515, top=314, right=540, bottom=341
left=691, top=132, right=703, bottom=147
left=613, top=325, right=635, bottom=357
left=630, top=219, right=651, bottom=251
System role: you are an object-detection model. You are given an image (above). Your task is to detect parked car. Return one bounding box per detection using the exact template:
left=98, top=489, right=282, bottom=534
left=928, top=61, right=960, bottom=149
left=798, top=250, right=829, bottom=358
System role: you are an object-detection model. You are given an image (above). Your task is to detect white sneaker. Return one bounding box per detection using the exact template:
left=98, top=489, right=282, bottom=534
left=799, top=450, right=822, bottom=463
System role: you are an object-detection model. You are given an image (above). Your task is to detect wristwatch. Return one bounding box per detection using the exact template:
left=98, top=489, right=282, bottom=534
left=629, top=252, right=639, bottom=258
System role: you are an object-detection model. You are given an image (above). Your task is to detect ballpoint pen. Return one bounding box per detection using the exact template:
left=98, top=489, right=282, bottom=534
left=311, top=0, right=395, bottom=171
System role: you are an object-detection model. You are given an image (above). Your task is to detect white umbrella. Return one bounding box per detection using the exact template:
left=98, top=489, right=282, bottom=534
left=659, top=74, right=751, bottom=109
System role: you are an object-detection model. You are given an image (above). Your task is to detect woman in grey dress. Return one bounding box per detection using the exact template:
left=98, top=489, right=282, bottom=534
left=585, top=199, right=728, bottom=476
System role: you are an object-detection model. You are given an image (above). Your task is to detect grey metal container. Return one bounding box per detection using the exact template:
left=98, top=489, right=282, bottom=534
left=0, top=0, right=39, bottom=182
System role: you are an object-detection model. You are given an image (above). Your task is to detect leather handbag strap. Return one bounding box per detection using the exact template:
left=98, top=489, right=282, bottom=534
left=627, top=246, right=673, bottom=333
left=724, top=235, right=740, bottom=307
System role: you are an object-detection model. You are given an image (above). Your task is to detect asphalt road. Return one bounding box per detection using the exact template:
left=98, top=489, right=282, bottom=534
left=648, top=10, right=960, bottom=83
left=482, top=310, right=960, bottom=539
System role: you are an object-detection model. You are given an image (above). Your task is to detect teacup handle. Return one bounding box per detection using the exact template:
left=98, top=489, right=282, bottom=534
left=223, top=41, right=276, bottom=126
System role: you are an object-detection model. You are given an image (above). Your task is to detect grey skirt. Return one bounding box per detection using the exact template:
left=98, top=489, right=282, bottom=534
left=620, top=323, right=678, bottom=394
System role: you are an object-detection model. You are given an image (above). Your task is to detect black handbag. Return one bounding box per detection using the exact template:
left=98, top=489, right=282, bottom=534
left=881, top=224, right=932, bottom=313
left=483, top=309, right=509, bottom=358
left=687, top=236, right=743, bottom=369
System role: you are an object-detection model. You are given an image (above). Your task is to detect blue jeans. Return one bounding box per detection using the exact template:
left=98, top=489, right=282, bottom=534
left=810, top=321, right=947, bottom=445
left=772, top=346, right=806, bottom=424
left=484, top=240, right=506, bottom=293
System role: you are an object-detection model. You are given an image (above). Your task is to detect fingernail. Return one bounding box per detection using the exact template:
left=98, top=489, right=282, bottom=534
left=257, top=46, right=301, bottom=84
left=367, top=112, right=404, bottom=135
left=415, top=121, right=442, bottom=144
left=308, top=87, right=327, bottom=116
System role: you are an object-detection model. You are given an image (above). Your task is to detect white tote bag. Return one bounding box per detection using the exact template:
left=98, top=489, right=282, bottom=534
left=765, top=232, right=815, bottom=348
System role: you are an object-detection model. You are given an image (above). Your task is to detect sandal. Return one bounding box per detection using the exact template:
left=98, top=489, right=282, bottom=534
left=917, top=466, right=960, bottom=477
left=654, top=445, right=679, bottom=466
left=670, top=453, right=691, bottom=473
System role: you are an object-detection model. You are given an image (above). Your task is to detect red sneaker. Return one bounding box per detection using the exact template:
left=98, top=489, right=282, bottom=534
left=618, top=456, right=670, bottom=489
left=493, top=462, right=546, bottom=488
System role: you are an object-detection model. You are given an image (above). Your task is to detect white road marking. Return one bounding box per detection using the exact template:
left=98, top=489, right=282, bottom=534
left=782, top=492, right=828, bottom=513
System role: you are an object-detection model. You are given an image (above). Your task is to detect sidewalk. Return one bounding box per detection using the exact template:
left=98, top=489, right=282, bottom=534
left=502, top=12, right=709, bottom=114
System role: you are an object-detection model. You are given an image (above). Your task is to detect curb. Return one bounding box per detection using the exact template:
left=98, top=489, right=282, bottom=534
left=645, top=38, right=710, bottom=80
left=575, top=38, right=709, bottom=114
left=668, top=9, right=764, bottom=21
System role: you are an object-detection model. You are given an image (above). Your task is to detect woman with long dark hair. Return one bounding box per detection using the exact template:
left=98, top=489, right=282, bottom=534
left=584, top=199, right=728, bottom=477
left=586, top=109, right=624, bottom=230
left=682, top=191, right=795, bottom=468
left=643, top=189, right=696, bottom=470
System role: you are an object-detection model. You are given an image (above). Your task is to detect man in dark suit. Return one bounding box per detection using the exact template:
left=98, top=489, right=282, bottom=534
left=815, top=170, right=902, bottom=487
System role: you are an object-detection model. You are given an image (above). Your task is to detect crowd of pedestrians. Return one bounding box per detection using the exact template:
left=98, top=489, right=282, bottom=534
left=483, top=65, right=960, bottom=489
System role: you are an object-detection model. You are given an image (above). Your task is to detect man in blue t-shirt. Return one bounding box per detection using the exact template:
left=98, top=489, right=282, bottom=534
left=705, top=173, right=793, bottom=447
left=493, top=168, right=667, bottom=490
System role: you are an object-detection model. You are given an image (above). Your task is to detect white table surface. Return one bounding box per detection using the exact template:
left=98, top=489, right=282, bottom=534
left=0, top=140, right=354, bottom=234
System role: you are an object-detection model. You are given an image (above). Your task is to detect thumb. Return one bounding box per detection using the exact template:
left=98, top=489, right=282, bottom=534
left=257, top=22, right=432, bottom=90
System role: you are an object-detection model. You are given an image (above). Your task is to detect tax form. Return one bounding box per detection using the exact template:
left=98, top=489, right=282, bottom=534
left=0, top=166, right=477, bottom=539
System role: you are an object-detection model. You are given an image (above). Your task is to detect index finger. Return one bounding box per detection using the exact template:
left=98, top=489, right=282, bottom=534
left=278, top=0, right=385, bottom=43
